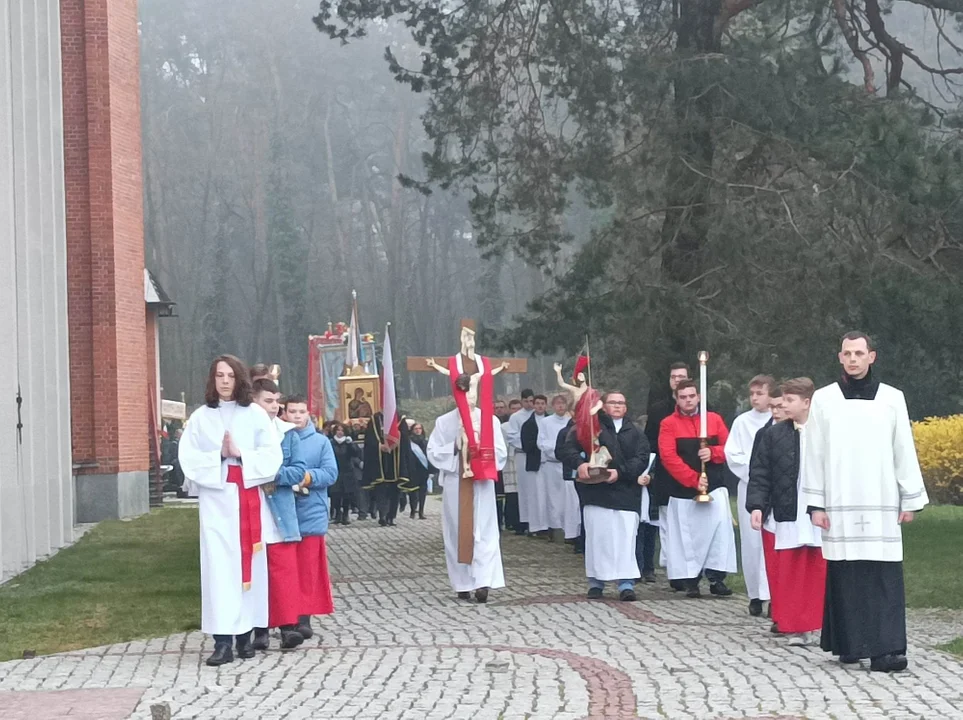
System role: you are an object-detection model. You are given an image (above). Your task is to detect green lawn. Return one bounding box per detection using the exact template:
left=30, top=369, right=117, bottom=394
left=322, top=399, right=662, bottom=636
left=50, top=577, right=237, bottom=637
left=0, top=508, right=200, bottom=662
left=938, top=637, right=963, bottom=657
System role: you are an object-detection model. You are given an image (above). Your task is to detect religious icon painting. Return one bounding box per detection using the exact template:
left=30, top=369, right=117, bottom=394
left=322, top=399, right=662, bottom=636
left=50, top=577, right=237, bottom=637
left=338, top=375, right=381, bottom=422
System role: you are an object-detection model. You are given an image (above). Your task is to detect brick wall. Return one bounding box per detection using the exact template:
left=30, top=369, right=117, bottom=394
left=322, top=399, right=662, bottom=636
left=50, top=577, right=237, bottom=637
left=61, top=0, right=148, bottom=476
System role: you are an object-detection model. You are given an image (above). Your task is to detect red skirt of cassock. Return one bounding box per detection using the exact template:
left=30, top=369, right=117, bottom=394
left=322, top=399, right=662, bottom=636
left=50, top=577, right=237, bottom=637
left=296, top=535, right=335, bottom=616
left=763, top=530, right=827, bottom=633
left=267, top=542, right=301, bottom=628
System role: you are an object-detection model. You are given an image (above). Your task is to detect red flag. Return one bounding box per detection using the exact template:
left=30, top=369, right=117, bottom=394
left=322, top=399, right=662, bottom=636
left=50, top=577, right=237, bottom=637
left=381, top=324, right=400, bottom=444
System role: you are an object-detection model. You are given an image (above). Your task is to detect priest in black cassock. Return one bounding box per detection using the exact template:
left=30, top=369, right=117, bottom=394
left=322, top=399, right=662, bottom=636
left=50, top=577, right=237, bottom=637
left=801, top=332, right=928, bottom=673
left=363, top=412, right=410, bottom=527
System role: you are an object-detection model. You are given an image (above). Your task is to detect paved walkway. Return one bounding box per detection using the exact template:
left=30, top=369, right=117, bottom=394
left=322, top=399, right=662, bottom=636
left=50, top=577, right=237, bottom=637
left=2, top=500, right=963, bottom=719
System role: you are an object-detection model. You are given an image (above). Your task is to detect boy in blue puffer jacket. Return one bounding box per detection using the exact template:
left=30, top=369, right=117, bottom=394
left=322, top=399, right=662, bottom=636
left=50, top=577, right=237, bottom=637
left=250, top=379, right=308, bottom=650
left=283, top=394, right=338, bottom=640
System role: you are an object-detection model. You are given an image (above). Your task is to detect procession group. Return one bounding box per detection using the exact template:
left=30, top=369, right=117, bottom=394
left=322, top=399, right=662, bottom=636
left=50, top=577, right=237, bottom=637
left=176, top=358, right=434, bottom=667
left=177, top=331, right=927, bottom=675
left=429, top=331, right=928, bottom=674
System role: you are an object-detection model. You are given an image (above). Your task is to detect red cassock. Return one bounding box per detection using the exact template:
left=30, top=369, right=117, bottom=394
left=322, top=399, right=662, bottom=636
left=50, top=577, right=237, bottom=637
left=296, top=535, right=335, bottom=617
left=763, top=529, right=827, bottom=633
left=267, top=542, right=301, bottom=627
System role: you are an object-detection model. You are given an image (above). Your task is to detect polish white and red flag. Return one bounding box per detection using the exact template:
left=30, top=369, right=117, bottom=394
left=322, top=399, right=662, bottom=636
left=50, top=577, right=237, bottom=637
left=380, top=324, right=400, bottom=445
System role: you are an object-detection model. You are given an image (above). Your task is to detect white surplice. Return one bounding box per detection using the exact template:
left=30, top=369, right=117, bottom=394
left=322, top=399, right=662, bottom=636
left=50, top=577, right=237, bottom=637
left=768, top=421, right=823, bottom=550
left=500, top=422, right=518, bottom=494
left=505, top=408, right=535, bottom=524
left=664, top=488, right=738, bottom=580
left=583, top=506, right=640, bottom=581
left=537, top=413, right=571, bottom=531
left=800, top=383, right=928, bottom=562
left=428, top=407, right=508, bottom=592
left=179, top=401, right=283, bottom=635
left=562, top=480, right=581, bottom=540
left=725, top=408, right=772, bottom=600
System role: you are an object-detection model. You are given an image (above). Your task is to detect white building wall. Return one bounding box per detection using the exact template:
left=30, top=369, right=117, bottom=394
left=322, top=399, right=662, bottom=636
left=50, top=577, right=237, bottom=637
left=0, top=0, right=74, bottom=581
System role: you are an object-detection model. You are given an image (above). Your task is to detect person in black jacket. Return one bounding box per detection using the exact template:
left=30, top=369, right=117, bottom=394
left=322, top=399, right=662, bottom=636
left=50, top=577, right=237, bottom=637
left=329, top=422, right=362, bottom=525
left=557, top=391, right=647, bottom=602
left=406, top=421, right=432, bottom=519
left=746, top=377, right=826, bottom=644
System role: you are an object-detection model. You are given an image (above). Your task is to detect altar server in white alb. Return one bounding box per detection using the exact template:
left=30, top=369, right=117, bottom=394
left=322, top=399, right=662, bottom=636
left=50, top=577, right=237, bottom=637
left=801, top=332, right=928, bottom=673
left=428, top=405, right=508, bottom=602
left=179, top=355, right=283, bottom=667
left=538, top=394, right=580, bottom=539
left=724, top=375, right=774, bottom=617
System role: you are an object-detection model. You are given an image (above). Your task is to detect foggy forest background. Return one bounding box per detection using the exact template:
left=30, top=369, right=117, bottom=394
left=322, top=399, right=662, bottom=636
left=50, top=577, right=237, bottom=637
left=142, top=0, right=963, bottom=419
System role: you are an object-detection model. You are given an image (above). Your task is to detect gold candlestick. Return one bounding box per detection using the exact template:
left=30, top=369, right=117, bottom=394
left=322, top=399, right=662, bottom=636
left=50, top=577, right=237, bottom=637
left=695, top=350, right=713, bottom=503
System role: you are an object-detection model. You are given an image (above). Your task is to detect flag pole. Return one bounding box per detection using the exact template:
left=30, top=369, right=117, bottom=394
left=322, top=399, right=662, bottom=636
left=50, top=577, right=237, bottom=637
left=585, top=334, right=593, bottom=388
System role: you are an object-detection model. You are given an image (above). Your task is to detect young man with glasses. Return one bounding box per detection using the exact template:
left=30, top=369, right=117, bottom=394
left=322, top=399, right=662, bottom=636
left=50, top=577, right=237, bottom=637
left=558, top=391, right=648, bottom=601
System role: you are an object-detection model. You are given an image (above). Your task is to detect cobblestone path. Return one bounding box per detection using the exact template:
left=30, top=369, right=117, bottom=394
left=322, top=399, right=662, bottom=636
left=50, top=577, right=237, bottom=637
left=2, top=500, right=962, bottom=719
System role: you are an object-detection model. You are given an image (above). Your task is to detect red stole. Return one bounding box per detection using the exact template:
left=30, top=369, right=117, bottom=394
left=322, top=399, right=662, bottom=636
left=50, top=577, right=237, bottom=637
left=226, top=464, right=263, bottom=590
left=448, top=354, right=497, bottom=481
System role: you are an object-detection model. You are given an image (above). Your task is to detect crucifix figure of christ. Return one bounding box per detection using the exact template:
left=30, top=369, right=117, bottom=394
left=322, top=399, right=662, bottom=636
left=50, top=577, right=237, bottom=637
left=407, top=319, right=528, bottom=563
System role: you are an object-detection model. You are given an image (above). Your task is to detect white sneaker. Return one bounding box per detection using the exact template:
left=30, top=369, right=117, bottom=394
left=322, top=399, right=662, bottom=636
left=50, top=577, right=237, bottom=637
left=788, top=632, right=816, bottom=646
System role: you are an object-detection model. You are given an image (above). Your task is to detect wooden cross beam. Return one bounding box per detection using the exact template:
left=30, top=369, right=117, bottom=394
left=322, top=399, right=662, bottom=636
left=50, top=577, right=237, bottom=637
left=405, top=319, right=529, bottom=374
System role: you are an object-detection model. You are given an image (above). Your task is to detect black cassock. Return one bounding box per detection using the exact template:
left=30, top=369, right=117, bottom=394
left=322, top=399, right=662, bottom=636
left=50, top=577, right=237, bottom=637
left=822, top=560, right=907, bottom=659
left=363, top=413, right=409, bottom=524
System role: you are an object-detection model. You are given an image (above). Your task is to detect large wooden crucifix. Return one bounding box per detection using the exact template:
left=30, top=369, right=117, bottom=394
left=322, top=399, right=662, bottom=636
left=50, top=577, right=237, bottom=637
left=406, top=319, right=528, bottom=564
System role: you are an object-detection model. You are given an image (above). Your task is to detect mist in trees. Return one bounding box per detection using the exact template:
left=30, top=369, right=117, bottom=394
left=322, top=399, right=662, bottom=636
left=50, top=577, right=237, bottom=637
left=140, top=0, right=546, bottom=405
left=143, top=0, right=963, bottom=419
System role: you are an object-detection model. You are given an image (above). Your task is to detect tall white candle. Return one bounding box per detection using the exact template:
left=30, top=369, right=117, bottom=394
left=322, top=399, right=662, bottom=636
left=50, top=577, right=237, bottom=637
left=699, top=359, right=708, bottom=438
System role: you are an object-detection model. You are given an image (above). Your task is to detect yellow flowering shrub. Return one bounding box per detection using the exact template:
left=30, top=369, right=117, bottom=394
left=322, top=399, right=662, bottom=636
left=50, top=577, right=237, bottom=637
left=912, top=415, right=963, bottom=505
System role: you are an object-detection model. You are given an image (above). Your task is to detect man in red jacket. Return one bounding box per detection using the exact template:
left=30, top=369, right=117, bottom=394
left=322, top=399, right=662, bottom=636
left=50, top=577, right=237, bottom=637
left=658, top=380, right=738, bottom=598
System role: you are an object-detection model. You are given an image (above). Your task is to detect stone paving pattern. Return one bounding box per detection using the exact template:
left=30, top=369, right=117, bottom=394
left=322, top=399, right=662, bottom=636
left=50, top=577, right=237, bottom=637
left=2, top=498, right=963, bottom=719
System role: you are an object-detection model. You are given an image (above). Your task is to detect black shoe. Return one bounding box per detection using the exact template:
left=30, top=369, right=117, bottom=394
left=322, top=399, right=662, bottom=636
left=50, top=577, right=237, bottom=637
left=457, top=591, right=471, bottom=600
left=340, top=515, right=350, bottom=526
left=235, top=633, right=255, bottom=659
left=475, top=587, right=489, bottom=604
left=770, top=622, right=781, bottom=634
left=749, top=599, right=763, bottom=616
left=709, top=581, right=732, bottom=597
left=619, top=589, right=637, bottom=602
left=333, top=510, right=342, bottom=524
left=839, top=654, right=860, bottom=664
left=358, top=513, right=368, bottom=521
left=280, top=628, right=305, bottom=649
left=206, top=642, right=234, bottom=666
left=642, top=572, right=656, bottom=584
left=419, top=512, right=426, bottom=520
left=410, top=509, right=417, bottom=519
left=296, top=616, right=313, bottom=640
left=387, top=519, right=396, bottom=526
left=587, top=587, right=604, bottom=600
left=251, top=628, right=270, bottom=651
left=685, top=580, right=702, bottom=599
left=870, top=654, right=907, bottom=672
left=379, top=518, right=387, bottom=526
left=514, top=529, right=527, bottom=536
left=669, top=579, right=686, bottom=592
left=766, top=603, right=772, bottom=619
